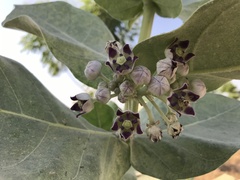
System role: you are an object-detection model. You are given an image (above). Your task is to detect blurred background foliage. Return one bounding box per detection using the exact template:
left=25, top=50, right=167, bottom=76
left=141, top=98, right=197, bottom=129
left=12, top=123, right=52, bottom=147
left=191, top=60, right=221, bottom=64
left=20, top=0, right=140, bottom=76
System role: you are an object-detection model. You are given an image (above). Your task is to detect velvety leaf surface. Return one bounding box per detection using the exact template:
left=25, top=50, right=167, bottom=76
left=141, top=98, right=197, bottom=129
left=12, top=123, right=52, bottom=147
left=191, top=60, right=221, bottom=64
left=0, top=56, right=130, bottom=179
left=2, top=2, right=114, bottom=88
left=134, top=0, right=240, bottom=91
left=82, top=102, right=115, bottom=131
left=179, top=0, right=211, bottom=22
left=134, top=93, right=240, bottom=179
left=94, top=0, right=181, bottom=21
left=152, top=0, right=182, bottom=18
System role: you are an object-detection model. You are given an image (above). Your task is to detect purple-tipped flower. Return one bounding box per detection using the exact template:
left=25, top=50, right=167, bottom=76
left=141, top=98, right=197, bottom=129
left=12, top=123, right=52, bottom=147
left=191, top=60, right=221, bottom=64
left=146, top=121, right=162, bottom=142
left=105, top=41, right=138, bottom=75
left=70, top=93, right=94, bottom=117
left=147, top=76, right=170, bottom=97
left=130, top=65, right=151, bottom=86
left=190, top=79, right=206, bottom=99
left=167, top=83, right=200, bottom=116
left=84, top=61, right=102, bottom=80
left=168, top=38, right=195, bottom=64
left=111, top=109, right=143, bottom=141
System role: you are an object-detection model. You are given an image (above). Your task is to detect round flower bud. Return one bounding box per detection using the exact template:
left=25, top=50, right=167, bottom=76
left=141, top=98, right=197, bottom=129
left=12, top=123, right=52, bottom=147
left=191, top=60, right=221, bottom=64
left=176, top=62, right=189, bottom=76
left=147, top=76, right=170, bottom=97
left=98, top=81, right=108, bottom=88
left=118, top=92, right=128, bottom=103
left=84, top=61, right=102, bottom=80
left=167, top=122, right=183, bottom=138
left=146, top=121, right=162, bottom=142
left=157, top=58, right=177, bottom=79
left=190, top=79, right=206, bottom=98
left=95, top=87, right=111, bottom=104
left=119, top=80, right=135, bottom=97
left=108, top=80, right=118, bottom=91
left=130, top=65, right=151, bottom=86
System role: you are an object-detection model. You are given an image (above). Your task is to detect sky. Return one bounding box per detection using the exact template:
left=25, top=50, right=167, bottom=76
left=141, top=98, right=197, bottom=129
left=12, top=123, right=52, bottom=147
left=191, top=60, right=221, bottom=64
left=1, top=0, right=239, bottom=107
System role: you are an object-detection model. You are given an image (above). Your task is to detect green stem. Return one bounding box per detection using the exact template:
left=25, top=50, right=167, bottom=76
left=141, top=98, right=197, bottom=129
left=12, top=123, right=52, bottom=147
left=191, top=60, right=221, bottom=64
left=138, top=96, right=155, bottom=124
left=100, top=73, right=110, bottom=82
left=138, top=0, right=155, bottom=42
left=146, top=95, right=170, bottom=125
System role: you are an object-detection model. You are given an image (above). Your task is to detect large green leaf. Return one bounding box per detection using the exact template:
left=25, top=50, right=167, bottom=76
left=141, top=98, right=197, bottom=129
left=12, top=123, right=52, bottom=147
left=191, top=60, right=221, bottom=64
left=133, top=93, right=240, bottom=179
left=0, top=56, right=130, bottom=179
left=94, top=0, right=182, bottom=21
left=179, top=0, right=211, bottom=22
left=82, top=102, right=115, bottom=131
left=2, top=2, right=114, bottom=88
left=134, top=0, right=240, bottom=91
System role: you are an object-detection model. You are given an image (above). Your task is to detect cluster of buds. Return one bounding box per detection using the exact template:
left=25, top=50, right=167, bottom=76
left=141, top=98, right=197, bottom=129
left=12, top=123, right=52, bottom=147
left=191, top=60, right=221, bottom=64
left=70, top=39, right=206, bottom=142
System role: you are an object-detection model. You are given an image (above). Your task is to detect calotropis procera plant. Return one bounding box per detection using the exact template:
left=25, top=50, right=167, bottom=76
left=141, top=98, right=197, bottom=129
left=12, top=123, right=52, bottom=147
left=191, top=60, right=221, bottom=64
left=1, top=0, right=240, bottom=179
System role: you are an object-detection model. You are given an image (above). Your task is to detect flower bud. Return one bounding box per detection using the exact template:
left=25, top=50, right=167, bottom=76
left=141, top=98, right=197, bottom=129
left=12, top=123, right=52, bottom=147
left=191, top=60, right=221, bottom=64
left=119, top=80, right=135, bottom=97
left=147, top=76, right=170, bottom=97
left=95, top=87, right=111, bottom=104
left=118, top=92, right=128, bottom=103
left=108, top=80, right=118, bottom=91
left=176, top=62, right=189, bottom=76
left=130, top=66, right=151, bottom=86
left=70, top=93, right=94, bottom=117
left=157, top=58, right=177, bottom=79
left=98, top=81, right=108, bottom=88
left=190, top=79, right=206, bottom=98
left=167, top=122, right=183, bottom=138
left=84, top=61, right=102, bottom=80
left=146, top=121, right=162, bottom=142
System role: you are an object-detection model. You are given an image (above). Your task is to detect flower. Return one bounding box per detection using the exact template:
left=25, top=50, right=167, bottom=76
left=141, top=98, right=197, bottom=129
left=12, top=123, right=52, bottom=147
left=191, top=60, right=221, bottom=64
left=105, top=41, right=138, bottom=75
left=95, top=87, right=111, bottom=104
left=156, top=57, right=177, bottom=79
left=146, top=121, right=162, bottom=142
left=168, top=38, right=195, bottom=64
left=130, top=65, right=151, bottom=86
left=70, top=93, right=94, bottom=117
left=147, top=76, right=170, bottom=97
left=111, top=109, right=143, bottom=140
left=84, top=60, right=102, bottom=80
left=167, top=121, right=183, bottom=138
left=167, top=83, right=199, bottom=115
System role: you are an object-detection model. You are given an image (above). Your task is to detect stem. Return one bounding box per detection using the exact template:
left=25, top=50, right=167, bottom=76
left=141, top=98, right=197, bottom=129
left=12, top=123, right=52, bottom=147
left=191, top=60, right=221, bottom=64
left=100, top=73, right=110, bottom=82
left=138, top=0, right=155, bottom=42
left=146, top=95, right=170, bottom=125
left=138, top=96, right=155, bottom=124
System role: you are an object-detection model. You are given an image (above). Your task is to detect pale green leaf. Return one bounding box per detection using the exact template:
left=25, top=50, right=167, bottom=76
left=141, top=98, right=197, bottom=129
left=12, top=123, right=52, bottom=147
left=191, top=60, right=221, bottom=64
left=2, top=2, right=114, bottom=88
left=82, top=102, right=115, bottom=131
left=179, top=0, right=211, bottom=22
left=134, top=0, right=240, bottom=90
left=0, top=56, right=130, bottom=179
left=152, top=0, right=182, bottom=18
left=133, top=93, right=240, bottom=179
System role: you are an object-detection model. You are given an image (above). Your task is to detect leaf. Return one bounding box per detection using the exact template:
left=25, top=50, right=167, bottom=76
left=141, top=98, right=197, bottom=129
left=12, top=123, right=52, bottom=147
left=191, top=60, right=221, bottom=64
left=2, top=2, right=114, bottom=88
left=82, top=102, right=115, bottom=131
left=94, top=0, right=143, bottom=21
left=94, top=0, right=182, bottom=21
left=134, top=0, right=240, bottom=91
left=0, top=56, right=130, bottom=179
left=132, top=93, right=240, bottom=179
left=179, top=0, right=211, bottom=22
left=152, top=0, right=182, bottom=18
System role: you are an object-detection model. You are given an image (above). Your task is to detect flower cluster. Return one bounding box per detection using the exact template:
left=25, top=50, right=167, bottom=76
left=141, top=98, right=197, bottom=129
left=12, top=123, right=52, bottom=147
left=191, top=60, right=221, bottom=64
left=70, top=39, right=206, bottom=142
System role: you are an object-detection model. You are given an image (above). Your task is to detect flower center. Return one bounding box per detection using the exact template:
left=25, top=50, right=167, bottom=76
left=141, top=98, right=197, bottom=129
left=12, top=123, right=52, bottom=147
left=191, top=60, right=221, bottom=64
left=176, top=47, right=184, bottom=56
left=116, top=56, right=127, bottom=65
left=122, top=120, right=133, bottom=129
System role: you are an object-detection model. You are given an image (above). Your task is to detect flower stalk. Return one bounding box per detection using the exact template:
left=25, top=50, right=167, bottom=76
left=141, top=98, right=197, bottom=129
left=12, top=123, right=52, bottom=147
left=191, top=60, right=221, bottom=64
left=138, top=96, right=155, bottom=124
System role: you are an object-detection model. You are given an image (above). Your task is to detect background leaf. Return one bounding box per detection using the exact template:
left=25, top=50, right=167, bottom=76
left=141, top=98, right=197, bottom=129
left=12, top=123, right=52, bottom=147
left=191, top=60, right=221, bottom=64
left=0, top=56, right=130, bottom=179
left=133, top=93, right=240, bottom=179
left=2, top=2, right=114, bottom=88
left=82, top=102, right=115, bottom=131
left=179, top=0, right=211, bottom=22
left=134, top=0, right=240, bottom=91
left=94, top=0, right=182, bottom=21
